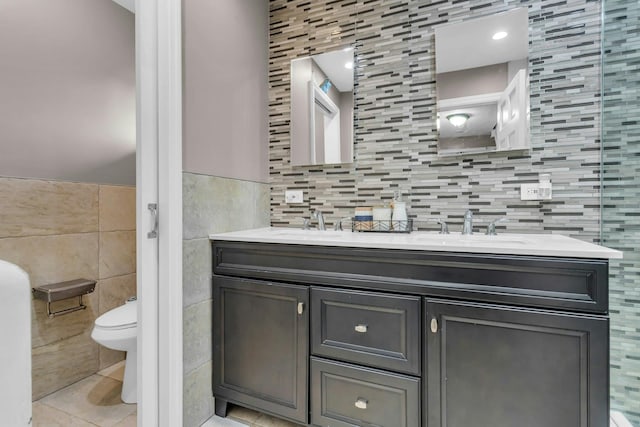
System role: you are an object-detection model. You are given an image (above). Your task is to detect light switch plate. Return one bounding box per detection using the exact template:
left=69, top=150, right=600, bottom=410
left=520, top=183, right=541, bottom=200
left=285, top=190, right=304, bottom=204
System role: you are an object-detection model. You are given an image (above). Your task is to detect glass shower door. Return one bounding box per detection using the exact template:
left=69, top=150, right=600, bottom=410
left=602, top=1, right=640, bottom=424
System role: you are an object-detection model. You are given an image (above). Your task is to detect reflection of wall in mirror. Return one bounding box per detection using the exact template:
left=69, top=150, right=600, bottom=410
left=339, top=91, right=354, bottom=162
left=290, top=57, right=354, bottom=165
left=291, top=58, right=313, bottom=165
left=437, top=60, right=527, bottom=152
left=437, top=63, right=507, bottom=100
left=312, top=85, right=341, bottom=164
left=437, top=63, right=506, bottom=149
left=311, top=60, right=341, bottom=163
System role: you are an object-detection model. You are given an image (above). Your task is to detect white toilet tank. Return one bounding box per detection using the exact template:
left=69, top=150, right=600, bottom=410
left=0, top=260, right=32, bottom=426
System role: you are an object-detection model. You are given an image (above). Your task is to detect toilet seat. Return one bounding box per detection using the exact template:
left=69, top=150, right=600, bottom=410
left=91, top=299, right=138, bottom=403
left=95, top=300, right=136, bottom=330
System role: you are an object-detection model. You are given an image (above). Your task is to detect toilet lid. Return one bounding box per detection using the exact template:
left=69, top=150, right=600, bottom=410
left=95, top=300, right=137, bottom=329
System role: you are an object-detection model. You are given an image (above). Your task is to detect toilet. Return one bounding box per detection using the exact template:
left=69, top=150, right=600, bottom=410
left=91, top=298, right=137, bottom=404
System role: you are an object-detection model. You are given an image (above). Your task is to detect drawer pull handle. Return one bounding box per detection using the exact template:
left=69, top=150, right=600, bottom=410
left=297, top=302, right=304, bottom=315
left=431, top=318, right=438, bottom=333
left=354, top=324, right=368, bottom=333
left=354, top=398, right=368, bottom=409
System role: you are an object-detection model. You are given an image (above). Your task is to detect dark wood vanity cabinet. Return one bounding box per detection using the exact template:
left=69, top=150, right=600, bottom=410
left=212, top=276, right=309, bottom=423
left=310, top=357, right=421, bottom=427
left=425, top=299, right=609, bottom=427
left=309, top=288, right=422, bottom=426
left=311, top=287, right=422, bottom=375
left=212, top=241, right=610, bottom=427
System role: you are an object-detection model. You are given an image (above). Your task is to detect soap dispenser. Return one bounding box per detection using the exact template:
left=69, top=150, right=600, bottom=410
left=392, top=191, right=408, bottom=231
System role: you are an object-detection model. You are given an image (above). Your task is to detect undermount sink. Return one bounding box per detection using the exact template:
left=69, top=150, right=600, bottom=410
left=412, top=233, right=528, bottom=246
left=268, top=229, right=348, bottom=238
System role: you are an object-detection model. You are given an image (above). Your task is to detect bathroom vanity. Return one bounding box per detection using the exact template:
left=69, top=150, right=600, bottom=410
left=210, top=228, right=621, bottom=427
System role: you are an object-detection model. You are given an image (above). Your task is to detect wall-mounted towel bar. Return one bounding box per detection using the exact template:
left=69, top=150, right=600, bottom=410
left=32, top=279, right=96, bottom=318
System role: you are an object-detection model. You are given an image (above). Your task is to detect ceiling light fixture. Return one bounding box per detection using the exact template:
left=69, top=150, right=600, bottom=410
left=447, top=113, right=470, bottom=128
left=492, top=31, right=508, bottom=40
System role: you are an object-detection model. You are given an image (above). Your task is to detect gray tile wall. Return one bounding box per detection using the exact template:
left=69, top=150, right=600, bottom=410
left=602, top=1, right=640, bottom=423
left=182, top=172, right=270, bottom=427
left=269, top=0, right=602, bottom=241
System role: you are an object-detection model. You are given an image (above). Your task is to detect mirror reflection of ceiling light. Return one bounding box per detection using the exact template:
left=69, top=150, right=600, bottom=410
left=344, top=61, right=354, bottom=69
left=492, top=31, right=508, bottom=40
left=446, top=113, right=470, bottom=128
left=343, top=46, right=353, bottom=52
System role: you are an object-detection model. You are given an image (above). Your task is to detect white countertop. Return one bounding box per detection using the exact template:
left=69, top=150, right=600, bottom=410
left=210, top=227, right=623, bottom=259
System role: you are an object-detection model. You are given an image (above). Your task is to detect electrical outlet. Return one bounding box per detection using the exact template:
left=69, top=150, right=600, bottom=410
left=520, top=183, right=541, bottom=200
left=285, top=190, right=304, bottom=204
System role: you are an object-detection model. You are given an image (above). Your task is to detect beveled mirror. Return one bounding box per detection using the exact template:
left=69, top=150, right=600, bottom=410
left=290, top=48, right=354, bottom=166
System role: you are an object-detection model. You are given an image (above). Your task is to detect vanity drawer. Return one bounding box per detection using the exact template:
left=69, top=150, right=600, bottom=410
left=311, top=287, right=421, bottom=375
left=311, top=357, right=420, bottom=427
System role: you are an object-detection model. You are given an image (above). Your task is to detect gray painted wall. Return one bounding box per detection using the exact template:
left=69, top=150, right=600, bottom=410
left=182, top=0, right=269, bottom=183
left=0, top=0, right=135, bottom=185
left=181, top=1, right=270, bottom=425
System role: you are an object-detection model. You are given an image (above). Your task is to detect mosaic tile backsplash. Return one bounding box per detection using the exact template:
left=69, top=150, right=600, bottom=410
left=269, top=0, right=636, bottom=420
left=269, top=0, right=602, bottom=241
left=602, top=0, right=640, bottom=423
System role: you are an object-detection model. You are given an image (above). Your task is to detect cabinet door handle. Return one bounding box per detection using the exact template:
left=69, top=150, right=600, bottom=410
left=354, top=398, right=368, bottom=409
left=297, top=302, right=304, bottom=315
left=430, top=318, right=438, bottom=333
left=354, top=324, right=368, bottom=333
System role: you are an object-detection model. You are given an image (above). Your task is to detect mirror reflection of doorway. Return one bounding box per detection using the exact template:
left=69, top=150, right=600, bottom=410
left=290, top=48, right=355, bottom=166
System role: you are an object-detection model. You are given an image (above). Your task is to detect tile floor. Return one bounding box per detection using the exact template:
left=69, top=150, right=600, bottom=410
left=33, top=372, right=633, bottom=427
left=32, top=361, right=136, bottom=427
left=203, top=405, right=302, bottom=427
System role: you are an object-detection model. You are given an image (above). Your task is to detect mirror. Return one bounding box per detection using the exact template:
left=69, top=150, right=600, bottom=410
left=290, top=48, right=354, bottom=166
left=435, top=8, right=530, bottom=156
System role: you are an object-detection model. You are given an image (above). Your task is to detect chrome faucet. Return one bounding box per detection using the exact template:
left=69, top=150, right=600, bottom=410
left=486, top=217, right=508, bottom=235
left=462, top=210, right=473, bottom=235
left=333, top=217, right=351, bottom=231
left=312, top=210, right=326, bottom=231
left=436, top=219, right=449, bottom=234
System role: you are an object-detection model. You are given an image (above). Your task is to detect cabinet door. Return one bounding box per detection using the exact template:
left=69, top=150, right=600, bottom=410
left=425, top=299, right=608, bottom=427
left=213, top=276, right=309, bottom=424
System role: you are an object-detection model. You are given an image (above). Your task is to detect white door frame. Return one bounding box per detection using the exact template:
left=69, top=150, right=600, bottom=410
left=136, top=0, right=183, bottom=426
